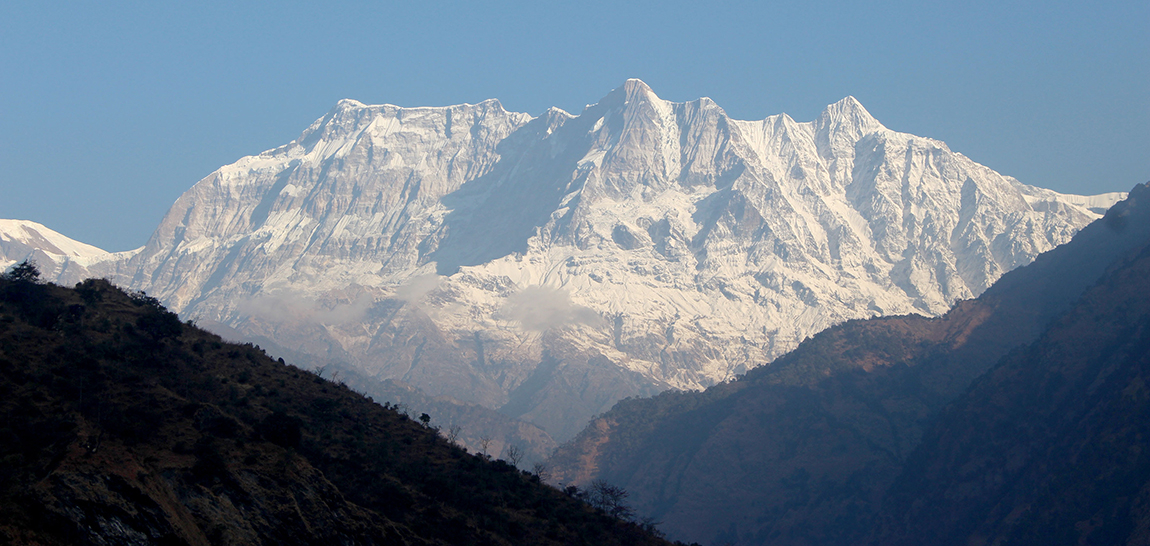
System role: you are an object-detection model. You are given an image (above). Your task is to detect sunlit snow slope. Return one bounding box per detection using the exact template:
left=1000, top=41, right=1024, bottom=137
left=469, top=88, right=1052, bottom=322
left=7, top=80, right=1124, bottom=439
left=0, top=219, right=131, bottom=280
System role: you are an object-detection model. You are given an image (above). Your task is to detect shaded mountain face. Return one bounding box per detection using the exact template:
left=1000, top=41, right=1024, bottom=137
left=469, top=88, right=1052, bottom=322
left=0, top=276, right=672, bottom=546
left=548, top=183, right=1150, bottom=545
left=871, top=207, right=1150, bottom=545
left=9, top=80, right=1122, bottom=441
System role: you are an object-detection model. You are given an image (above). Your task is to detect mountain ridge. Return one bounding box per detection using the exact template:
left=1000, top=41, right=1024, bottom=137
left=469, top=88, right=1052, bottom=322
left=0, top=80, right=1127, bottom=442
left=548, top=182, right=1150, bottom=544
left=871, top=225, right=1150, bottom=544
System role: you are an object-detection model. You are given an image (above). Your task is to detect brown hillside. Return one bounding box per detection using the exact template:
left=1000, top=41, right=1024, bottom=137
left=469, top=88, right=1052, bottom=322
left=0, top=274, right=674, bottom=546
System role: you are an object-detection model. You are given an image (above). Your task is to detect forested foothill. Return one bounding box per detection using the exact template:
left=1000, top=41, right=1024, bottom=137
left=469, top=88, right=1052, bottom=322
left=0, top=265, right=679, bottom=545
left=550, top=182, right=1150, bottom=545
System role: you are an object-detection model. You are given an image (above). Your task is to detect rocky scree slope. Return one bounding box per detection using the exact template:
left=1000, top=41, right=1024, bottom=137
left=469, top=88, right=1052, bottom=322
left=548, top=183, right=1150, bottom=545
left=12, top=80, right=1123, bottom=442
left=0, top=275, right=674, bottom=546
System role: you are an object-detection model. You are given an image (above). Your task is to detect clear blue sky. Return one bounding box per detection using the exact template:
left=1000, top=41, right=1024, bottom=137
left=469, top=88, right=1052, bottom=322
left=1, top=1, right=1146, bottom=251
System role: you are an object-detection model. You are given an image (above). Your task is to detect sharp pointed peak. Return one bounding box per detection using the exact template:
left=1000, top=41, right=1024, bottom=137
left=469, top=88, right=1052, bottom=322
left=834, top=95, right=864, bottom=107
left=818, top=95, right=883, bottom=131
left=621, top=78, right=654, bottom=93
left=823, top=95, right=868, bottom=115
left=545, top=106, right=575, bottom=118
left=597, top=78, right=663, bottom=107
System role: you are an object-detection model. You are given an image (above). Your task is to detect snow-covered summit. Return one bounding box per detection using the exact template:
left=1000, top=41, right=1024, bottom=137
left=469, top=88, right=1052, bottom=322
left=0, top=220, right=108, bottom=260
left=0, top=219, right=140, bottom=283
left=17, top=80, right=1125, bottom=440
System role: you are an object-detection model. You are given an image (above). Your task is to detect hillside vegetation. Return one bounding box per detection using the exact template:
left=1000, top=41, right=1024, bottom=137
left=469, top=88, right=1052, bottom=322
left=0, top=271, right=674, bottom=545
left=873, top=219, right=1150, bottom=544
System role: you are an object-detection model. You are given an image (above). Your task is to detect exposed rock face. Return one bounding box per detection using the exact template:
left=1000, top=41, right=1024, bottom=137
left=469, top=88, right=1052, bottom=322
left=7, top=80, right=1123, bottom=440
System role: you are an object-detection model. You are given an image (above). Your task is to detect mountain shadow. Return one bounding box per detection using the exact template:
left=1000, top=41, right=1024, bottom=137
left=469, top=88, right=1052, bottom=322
left=548, top=182, right=1150, bottom=545
left=427, top=103, right=608, bottom=275
left=871, top=223, right=1150, bottom=545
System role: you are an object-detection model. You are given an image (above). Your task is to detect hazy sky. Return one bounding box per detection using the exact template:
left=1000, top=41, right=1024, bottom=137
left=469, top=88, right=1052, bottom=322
left=1, top=1, right=1146, bottom=251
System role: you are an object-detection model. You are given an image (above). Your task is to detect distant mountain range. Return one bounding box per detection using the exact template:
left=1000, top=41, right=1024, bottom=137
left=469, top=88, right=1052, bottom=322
left=549, top=183, right=1150, bottom=545
left=0, top=80, right=1125, bottom=444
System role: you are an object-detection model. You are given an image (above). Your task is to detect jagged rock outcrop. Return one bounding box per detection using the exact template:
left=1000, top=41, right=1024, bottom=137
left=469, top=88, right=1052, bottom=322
left=4, top=80, right=1124, bottom=440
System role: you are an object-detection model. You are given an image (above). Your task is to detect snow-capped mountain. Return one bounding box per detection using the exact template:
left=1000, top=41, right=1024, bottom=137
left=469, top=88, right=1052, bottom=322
left=7, top=80, right=1125, bottom=440
left=0, top=219, right=127, bottom=280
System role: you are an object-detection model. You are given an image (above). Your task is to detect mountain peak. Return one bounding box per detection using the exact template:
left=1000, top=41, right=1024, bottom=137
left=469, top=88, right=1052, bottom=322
left=811, top=95, right=885, bottom=150
left=335, top=98, right=366, bottom=109
left=594, top=78, right=664, bottom=111
left=621, top=78, right=654, bottom=94
left=0, top=219, right=109, bottom=259
left=818, top=95, right=881, bottom=129
left=832, top=95, right=864, bottom=109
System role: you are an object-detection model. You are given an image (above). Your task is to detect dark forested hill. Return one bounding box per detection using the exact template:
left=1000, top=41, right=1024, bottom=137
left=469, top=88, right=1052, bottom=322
left=200, top=320, right=560, bottom=467
left=548, top=183, right=1150, bottom=545
left=0, top=273, right=674, bottom=545
left=872, top=213, right=1150, bottom=545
